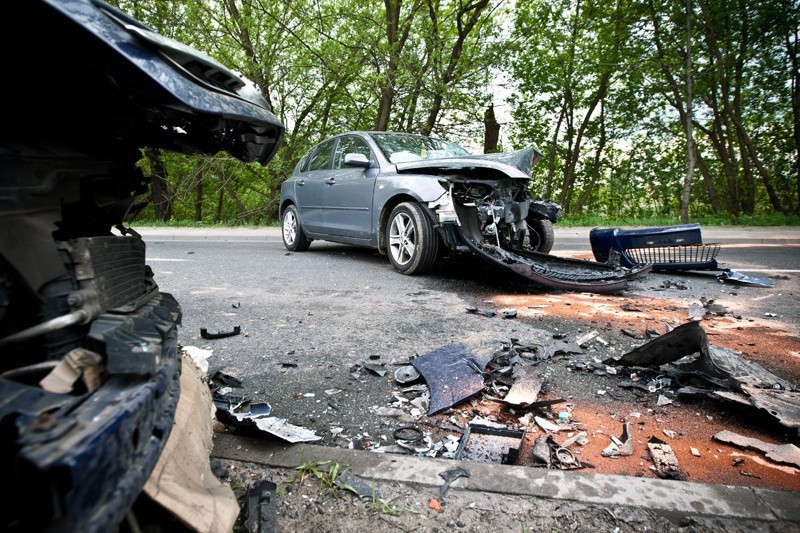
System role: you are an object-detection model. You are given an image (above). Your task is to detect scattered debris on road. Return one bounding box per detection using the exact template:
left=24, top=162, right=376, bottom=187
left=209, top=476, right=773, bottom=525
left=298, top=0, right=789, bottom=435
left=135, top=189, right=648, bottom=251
left=200, top=325, right=242, bottom=339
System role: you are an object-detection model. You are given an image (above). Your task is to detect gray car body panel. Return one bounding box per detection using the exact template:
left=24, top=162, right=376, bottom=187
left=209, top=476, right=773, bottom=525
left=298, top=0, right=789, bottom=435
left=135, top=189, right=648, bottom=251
left=281, top=132, right=532, bottom=247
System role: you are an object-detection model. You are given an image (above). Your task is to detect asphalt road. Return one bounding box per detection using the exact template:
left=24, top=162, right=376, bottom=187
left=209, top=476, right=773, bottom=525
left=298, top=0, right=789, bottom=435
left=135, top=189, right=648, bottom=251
left=138, top=226, right=800, bottom=527
left=141, top=226, right=800, bottom=424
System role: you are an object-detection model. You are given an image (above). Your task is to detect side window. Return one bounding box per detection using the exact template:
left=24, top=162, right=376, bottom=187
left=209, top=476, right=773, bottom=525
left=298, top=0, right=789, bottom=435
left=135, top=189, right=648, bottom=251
left=308, top=138, right=336, bottom=171
left=295, top=152, right=310, bottom=173
left=332, top=136, right=372, bottom=169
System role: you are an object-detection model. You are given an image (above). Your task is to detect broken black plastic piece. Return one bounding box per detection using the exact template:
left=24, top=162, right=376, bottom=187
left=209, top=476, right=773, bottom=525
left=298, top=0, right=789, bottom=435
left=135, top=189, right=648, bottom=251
left=200, top=325, right=241, bottom=339
left=245, top=480, right=277, bottom=533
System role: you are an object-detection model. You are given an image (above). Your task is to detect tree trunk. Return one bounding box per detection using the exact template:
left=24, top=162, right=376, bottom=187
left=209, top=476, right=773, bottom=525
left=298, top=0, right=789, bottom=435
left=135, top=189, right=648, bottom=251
left=680, top=0, right=695, bottom=224
left=483, top=104, right=500, bottom=153
left=195, top=176, right=203, bottom=222
left=375, top=0, right=403, bottom=131
left=421, top=0, right=490, bottom=135
left=145, top=148, right=173, bottom=222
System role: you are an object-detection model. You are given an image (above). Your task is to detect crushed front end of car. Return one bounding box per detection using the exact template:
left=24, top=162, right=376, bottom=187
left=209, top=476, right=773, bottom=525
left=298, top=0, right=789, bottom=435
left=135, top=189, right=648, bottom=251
left=1, top=1, right=283, bottom=531
left=396, top=148, right=648, bottom=292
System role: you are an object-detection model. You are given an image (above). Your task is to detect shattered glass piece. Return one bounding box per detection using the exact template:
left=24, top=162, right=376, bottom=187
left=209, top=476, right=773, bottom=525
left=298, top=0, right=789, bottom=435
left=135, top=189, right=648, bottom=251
left=741, top=386, right=800, bottom=429
left=713, top=430, right=800, bottom=468
left=411, top=344, right=485, bottom=415
left=718, top=270, right=774, bottom=287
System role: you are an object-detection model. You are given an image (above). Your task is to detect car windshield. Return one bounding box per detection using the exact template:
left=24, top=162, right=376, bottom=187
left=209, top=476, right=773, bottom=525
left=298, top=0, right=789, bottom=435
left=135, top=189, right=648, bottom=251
left=369, top=132, right=470, bottom=164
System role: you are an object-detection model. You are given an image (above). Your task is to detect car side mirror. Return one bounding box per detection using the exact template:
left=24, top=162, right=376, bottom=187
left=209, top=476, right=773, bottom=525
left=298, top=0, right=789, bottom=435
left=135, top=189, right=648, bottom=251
left=343, top=153, right=370, bottom=168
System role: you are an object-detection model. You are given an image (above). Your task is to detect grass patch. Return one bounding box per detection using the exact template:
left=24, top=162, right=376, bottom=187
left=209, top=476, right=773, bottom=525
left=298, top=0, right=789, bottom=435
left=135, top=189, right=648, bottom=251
left=285, top=461, right=420, bottom=516
left=560, top=212, right=800, bottom=227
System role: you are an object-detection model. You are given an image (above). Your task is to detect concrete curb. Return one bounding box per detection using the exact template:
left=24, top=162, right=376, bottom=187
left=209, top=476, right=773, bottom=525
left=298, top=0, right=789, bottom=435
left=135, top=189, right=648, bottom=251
left=212, top=433, right=799, bottom=523
left=134, top=226, right=800, bottom=245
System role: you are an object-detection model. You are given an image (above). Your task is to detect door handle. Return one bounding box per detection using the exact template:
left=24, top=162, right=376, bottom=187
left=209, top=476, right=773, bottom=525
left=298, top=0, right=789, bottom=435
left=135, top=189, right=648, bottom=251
left=324, top=178, right=336, bottom=185
left=298, top=179, right=305, bottom=186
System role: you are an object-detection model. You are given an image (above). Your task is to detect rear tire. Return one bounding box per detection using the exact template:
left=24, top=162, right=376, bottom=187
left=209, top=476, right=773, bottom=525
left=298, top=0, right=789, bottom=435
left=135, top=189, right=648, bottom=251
left=526, top=218, right=554, bottom=254
left=282, top=205, right=311, bottom=251
left=387, top=202, right=439, bottom=275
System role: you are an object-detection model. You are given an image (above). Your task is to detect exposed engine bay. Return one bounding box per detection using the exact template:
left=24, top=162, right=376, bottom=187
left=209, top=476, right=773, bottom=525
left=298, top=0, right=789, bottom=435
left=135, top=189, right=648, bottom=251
left=431, top=176, right=647, bottom=292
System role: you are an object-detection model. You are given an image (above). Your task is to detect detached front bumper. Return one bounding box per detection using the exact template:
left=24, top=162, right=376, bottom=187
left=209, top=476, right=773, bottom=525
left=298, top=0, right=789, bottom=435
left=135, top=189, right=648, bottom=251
left=0, top=292, right=182, bottom=532
left=589, top=223, right=720, bottom=271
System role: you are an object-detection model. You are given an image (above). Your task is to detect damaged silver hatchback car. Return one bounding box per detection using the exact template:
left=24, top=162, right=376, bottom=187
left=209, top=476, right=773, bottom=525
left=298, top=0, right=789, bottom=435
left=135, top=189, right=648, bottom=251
left=280, top=132, right=648, bottom=292
left=280, top=131, right=560, bottom=272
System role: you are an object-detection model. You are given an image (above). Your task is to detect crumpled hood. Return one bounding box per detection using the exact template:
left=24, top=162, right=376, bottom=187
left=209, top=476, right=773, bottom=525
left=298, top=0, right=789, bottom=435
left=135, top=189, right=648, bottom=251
left=394, top=146, right=541, bottom=178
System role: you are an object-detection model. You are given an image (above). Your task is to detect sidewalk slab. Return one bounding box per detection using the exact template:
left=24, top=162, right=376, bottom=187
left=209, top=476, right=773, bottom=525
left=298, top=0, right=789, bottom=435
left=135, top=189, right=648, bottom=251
left=212, top=433, right=798, bottom=523
left=132, top=225, right=800, bottom=245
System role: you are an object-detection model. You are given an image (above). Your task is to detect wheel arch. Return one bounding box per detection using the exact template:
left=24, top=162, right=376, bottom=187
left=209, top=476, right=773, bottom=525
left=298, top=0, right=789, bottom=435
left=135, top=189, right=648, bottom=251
left=279, top=198, right=295, bottom=219
left=377, top=193, right=421, bottom=255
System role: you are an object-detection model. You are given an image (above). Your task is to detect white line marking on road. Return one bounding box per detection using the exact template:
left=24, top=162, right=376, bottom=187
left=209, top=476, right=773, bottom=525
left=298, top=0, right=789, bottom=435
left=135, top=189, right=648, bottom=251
left=147, top=258, right=193, bottom=262
left=733, top=269, right=800, bottom=273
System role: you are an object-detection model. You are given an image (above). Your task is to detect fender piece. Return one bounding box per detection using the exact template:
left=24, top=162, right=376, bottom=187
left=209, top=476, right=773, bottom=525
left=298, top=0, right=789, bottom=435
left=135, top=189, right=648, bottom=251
left=411, top=344, right=485, bottom=415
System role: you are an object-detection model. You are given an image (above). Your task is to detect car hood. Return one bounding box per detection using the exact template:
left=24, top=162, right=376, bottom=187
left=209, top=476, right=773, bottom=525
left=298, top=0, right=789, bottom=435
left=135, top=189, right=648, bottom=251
left=394, top=147, right=541, bottom=178
left=27, top=0, right=285, bottom=165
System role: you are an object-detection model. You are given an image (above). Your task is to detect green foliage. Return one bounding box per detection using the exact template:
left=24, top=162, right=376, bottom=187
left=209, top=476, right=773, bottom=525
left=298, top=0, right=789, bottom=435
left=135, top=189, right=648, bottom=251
left=105, top=0, right=797, bottom=225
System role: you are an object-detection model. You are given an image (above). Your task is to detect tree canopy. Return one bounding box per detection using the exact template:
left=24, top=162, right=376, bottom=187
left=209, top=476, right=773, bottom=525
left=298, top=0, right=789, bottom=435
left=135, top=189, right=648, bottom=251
left=109, top=0, right=800, bottom=224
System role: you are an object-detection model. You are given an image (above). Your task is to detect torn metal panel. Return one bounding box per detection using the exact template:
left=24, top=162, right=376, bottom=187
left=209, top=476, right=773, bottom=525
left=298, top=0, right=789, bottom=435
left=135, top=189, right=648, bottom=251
left=718, top=270, right=774, bottom=287
left=647, top=437, right=687, bottom=481
left=454, top=422, right=526, bottom=464
left=502, top=365, right=543, bottom=406
left=713, top=430, right=800, bottom=468
left=603, top=320, right=708, bottom=368
left=411, top=344, right=485, bottom=415
left=741, top=386, right=800, bottom=430
left=606, top=321, right=795, bottom=390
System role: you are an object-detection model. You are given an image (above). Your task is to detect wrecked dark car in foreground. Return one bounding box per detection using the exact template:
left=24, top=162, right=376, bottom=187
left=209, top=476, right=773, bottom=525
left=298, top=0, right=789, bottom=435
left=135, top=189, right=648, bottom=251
left=280, top=132, right=648, bottom=292
left=1, top=1, right=283, bottom=530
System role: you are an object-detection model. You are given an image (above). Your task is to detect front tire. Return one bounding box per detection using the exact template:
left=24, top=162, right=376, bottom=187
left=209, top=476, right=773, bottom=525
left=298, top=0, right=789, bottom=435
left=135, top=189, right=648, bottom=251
left=387, top=202, right=439, bottom=275
left=525, top=218, right=554, bottom=254
left=282, top=204, right=311, bottom=251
